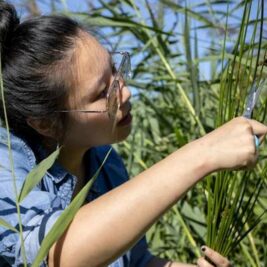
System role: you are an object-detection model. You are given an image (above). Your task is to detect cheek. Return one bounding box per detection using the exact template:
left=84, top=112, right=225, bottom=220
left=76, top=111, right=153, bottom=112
left=71, top=116, right=108, bottom=136
left=64, top=114, right=112, bottom=142
left=62, top=113, right=131, bottom=148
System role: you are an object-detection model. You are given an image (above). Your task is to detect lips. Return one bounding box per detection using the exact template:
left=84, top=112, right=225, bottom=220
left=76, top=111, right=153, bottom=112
left=117, top=110, right=132, bottom=126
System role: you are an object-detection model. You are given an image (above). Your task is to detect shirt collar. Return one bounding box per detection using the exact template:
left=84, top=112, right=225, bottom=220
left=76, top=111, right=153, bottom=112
left=32, top=142, right=70, bottom=184
left=31, top=140, right=110, bottom=194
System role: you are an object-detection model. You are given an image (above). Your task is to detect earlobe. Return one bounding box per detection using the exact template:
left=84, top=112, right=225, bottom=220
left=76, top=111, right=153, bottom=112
left=26, top=117, right=56, bottom=138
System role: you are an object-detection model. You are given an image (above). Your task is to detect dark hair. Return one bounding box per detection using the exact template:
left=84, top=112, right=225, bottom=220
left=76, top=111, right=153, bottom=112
left=0, top=1, right=82, bottom=140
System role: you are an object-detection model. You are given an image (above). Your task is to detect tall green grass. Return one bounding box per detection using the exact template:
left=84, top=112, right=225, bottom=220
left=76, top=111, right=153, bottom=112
left=206, top=1, right=267, bottom=263
left=1, top=0, right=267, bottom=266
left=0, top=53, right=28, bottom=266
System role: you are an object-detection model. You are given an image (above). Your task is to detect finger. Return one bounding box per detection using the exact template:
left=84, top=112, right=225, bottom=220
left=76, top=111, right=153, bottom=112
left=257, top=133, right=267, bottom=144
left=230, top=117, right=267, bottom=146
left=197, top=257, right=215, bottom=267
left=247, top=118, right=267, bottom=136
left=201, top=246, right=231, bottom=267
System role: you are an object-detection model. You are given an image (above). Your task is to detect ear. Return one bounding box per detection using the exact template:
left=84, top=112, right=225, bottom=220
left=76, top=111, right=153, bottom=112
left=26, top=117, right=56, bottom=139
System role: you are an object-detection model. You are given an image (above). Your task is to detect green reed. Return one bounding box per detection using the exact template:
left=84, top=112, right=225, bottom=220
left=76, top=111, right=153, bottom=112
left=0, top=53, right=27, bottom=266
left=206, top=1, right=267, bottom=265
left=2, top=0, right=267, bottom=266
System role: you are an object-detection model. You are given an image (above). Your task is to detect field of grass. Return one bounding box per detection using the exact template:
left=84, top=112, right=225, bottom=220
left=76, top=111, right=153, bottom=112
left=1, top=0, right=267, bottom=266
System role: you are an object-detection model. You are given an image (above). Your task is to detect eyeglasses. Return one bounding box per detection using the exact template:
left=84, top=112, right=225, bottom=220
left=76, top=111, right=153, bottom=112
left=56, top=51, right=131, bottom=120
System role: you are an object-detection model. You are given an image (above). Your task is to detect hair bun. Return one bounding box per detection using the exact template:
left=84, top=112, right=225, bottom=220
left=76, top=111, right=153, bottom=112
left=0, top=1, right=20, bottom=51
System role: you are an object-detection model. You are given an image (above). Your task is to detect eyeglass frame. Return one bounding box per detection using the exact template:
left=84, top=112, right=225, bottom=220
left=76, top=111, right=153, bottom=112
left=55, top=51, right=131, bottom=119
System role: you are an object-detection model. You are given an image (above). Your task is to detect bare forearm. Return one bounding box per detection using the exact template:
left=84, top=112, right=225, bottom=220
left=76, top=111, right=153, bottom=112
left=49, top=141, right=210, bottom=267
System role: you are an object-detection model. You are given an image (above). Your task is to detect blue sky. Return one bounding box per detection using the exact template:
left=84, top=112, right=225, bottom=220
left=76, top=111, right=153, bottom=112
left=9, top=0, right=265, bottom=81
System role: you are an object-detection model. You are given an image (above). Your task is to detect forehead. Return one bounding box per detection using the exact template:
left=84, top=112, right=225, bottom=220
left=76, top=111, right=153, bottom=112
left=75, top=32, right=111, bottom=78
left=66, top=31, right=111, bottom=105
left=65, top=31, right=112, bottom=108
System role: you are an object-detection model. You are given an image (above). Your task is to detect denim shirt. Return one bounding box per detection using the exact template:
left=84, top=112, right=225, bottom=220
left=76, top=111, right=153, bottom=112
left=0, top=127, right=153, bottom=267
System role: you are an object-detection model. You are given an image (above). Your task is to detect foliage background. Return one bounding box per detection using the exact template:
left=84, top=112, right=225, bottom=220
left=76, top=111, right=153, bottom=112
left=7, top=0, right=267, bottom=266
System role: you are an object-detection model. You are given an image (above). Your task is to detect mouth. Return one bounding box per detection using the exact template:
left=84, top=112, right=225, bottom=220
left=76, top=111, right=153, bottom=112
left=117, top=110, right=132, bottom=127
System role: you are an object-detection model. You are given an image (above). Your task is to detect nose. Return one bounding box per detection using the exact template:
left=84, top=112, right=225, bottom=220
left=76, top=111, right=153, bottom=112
left=118, top=84, right=131, bottom=106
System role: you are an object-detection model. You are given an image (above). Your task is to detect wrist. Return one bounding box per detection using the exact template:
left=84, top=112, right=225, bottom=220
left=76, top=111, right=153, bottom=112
left=183, top=138, right=216, bottom=179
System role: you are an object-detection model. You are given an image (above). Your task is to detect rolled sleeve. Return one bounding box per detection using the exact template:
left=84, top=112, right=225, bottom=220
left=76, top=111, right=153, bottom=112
left=0, top=187, right=63, bottom=267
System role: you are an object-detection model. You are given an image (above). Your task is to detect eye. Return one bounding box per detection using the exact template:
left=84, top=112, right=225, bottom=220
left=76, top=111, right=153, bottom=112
left=97, top=86, right=108, bottom=99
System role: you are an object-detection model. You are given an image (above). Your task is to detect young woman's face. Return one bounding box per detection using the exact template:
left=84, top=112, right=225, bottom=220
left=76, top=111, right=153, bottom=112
left=61, top=32, right=132, bottom=150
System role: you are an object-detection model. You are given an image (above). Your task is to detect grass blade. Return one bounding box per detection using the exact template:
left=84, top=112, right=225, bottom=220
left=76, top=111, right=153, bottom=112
left=18, top=148, right=60, bottom=203
left=0, top=218, right=19, bottom=233
left=31, top=147, right=112, bottom=267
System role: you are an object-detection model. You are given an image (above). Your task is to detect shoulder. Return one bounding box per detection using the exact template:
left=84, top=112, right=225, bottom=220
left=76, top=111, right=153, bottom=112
left=0, top=127, right=36, bottom=173
left=95, top=145, right=125, bottom=166
left=90, top=145, right=129, bottom=189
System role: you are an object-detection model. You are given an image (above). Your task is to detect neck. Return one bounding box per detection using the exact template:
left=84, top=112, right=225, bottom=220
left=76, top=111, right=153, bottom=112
left=57, top=146, right=89, bottom=180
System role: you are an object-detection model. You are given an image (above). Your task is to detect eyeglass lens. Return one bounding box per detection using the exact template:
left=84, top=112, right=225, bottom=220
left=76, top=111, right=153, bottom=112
left=108, top=80, right=120, bottom=119
left=107, top=54, right=131, bottom=119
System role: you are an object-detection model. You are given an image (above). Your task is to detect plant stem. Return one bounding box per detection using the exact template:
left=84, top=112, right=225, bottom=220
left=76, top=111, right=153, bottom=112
left=245, top=224, right=261, bottom=267
left=0, top=58, right=27, bottom=266
left=240, top=242, right=257, bottom=267
left=129, top=0, right=206, bottom=136
left=173, top=206, right=201, bottom=258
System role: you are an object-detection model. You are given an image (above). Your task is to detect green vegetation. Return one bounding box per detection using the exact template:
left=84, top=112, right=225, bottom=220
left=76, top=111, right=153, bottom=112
left=1, top=0, right=267, bottom=266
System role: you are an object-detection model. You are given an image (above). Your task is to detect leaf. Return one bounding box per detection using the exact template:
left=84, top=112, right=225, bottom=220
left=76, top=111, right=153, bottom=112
left=72, top=13, right=171, bottom=35
left=181, top=202, right=206, bottom=239
left=0, top=218, right=18, bottom=233
left=18, top=148, right=60, bottom=203
left=31, top=147, right=112, bottom=267
left=161, top=0, right=217, bottom=28
left=148, top=117, right=161, bottom=144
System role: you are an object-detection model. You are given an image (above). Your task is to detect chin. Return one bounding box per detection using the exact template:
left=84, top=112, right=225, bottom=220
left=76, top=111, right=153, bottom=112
left=113, top=125, right=132, bottom=144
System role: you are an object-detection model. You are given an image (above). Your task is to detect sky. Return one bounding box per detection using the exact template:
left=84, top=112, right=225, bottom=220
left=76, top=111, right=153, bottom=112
left=9, top=0, right=266, bottom=81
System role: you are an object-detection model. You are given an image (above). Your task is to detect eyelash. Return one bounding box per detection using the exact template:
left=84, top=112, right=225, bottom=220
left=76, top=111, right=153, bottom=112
left=98, top=87, right=108, bottom=99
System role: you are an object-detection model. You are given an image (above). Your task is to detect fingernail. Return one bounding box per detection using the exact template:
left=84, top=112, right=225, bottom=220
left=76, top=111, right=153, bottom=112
left=201, top=246, right=206, bottom=252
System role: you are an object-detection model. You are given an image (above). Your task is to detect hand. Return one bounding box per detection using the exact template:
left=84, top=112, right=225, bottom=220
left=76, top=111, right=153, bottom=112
left=197, top=246, right=231, bottom=267
left=194, top=117, right=267, bottom=171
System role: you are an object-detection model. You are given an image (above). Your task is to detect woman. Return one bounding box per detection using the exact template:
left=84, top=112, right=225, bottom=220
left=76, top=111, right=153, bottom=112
left=0, top=1, right=266, bottom=266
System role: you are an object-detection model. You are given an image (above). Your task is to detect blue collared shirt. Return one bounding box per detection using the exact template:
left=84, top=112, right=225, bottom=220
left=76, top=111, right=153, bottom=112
left=0, top=127, right=153, bottom=267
